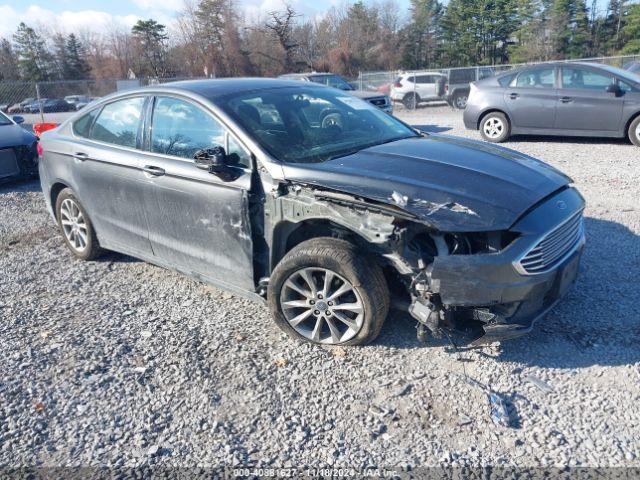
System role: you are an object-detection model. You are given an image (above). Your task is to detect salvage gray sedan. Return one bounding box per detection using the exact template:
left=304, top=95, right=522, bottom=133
left=464, top=62, right=640, bottom=146
left=39, top=79, right=585, bottom=346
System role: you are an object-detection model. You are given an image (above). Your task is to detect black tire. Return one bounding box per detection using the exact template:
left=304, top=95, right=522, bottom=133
left=479, top=111, right=511, bottom=143
left=628, top=116, right=640, bottom=147
left=268, top=237, right=389, bottom=346
left=402, top=92, right=419, bottom=110
left=452, top=92, right=468, bottom=110
left=55, top=188, right=103, bottom=260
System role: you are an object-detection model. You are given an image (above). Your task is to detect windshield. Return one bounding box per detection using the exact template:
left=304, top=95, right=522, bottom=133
left=309, top=75, right=354, bottom=91
left=220, top=86, right=417, bottom=164
left=0, top=111, right=12, bottom=126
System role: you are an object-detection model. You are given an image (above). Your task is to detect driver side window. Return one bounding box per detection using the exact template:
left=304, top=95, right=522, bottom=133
left=151, top=96, right=250, bottom=167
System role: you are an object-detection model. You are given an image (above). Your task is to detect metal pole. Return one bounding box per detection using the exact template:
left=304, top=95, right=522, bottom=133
left=35, top=83, right=44, bottom=124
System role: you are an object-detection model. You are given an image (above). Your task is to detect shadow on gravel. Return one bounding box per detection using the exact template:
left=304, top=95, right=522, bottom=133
left=412, top=124, right=453, bottom=134
left=374, top=217, right=640, bottom=369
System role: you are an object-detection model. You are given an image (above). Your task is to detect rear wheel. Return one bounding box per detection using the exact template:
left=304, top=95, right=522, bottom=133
left=452, top=92, right=468, bottom=110
left=480, top=112, right=511, bottom=143
left=55, top=188, right=103, bottom=260
left=268, top=238, right=389, bottom=346
left=402, top=92, right=419, bottom=110
left=628, top=116, right=640, bottom=147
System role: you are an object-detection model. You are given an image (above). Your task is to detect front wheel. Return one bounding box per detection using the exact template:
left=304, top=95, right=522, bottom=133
left=268, top=238, right=389, bottom=346
left=628, top=116, right=640, bottom=147
left=480, top=112, right=511, bottom=143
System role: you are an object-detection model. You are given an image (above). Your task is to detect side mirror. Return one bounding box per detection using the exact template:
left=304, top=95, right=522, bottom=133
left=194, top=146, right=226, bottom=172
left=12, top=115, right=24, bottom=124
left=194, top=146, right=239, bottom=181
left=606, top=83, right=622, bottom=96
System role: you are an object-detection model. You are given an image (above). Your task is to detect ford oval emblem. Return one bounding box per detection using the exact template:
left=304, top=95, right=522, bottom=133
left=556, top=201, right=567, bottom=210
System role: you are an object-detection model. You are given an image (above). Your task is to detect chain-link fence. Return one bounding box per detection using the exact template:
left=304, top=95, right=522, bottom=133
left=357, top=54, right=640, bottom=109
left=0, top=77, right=202, bottom=126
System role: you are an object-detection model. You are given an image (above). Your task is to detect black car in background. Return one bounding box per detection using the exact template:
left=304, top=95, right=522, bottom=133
left=0, top=112, right=38, bottom=181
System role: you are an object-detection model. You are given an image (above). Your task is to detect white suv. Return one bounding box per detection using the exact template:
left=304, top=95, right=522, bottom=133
left=390, top=72, right=446, bottom=109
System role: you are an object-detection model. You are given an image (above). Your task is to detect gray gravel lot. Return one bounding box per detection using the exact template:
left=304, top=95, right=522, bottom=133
left=1, top=106, right=639, bottom=470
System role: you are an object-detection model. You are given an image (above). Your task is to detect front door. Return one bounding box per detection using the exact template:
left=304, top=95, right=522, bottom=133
left=555, top=66, right=624, bottom=132
left=415, top=75, right=437, bottom=100
left=140, top=95, right=256, bottom=292
left=504, top=67, right=558, bottom=129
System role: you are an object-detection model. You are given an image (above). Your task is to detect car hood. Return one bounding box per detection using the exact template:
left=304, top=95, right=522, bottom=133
left=0, top=123, right=36, bottom=149
left=281, top=134, right=571, bottom=232
left=348, top=90, right=385, bottom=100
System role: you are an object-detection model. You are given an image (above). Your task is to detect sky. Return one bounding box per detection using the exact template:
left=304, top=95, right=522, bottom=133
left=0, top=0, right=613, bottom=39
left=0, top=0, right=350, bottom=38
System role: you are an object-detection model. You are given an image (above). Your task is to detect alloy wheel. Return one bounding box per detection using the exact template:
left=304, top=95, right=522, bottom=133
left=60, top=198, right=88, bottom=253
left=483, top=117, right=504, bottom=139
left=455, top=95, right=468, bottom=109
left=636, top=123, right=640, bottom=142
left=280, top=267, right=364, bottom=344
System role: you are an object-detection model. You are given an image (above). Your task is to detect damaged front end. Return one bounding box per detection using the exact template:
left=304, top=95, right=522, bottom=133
left=267, top=179, right=585, bottom=346
left=407, top=186, right=585, bottom=345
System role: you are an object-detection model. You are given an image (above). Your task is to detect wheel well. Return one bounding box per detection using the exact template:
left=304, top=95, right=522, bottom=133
left=50, top=182, right=69, bottom=217
left=477, top=109, right=510, bottom=130
left=403, top=92, right=420, bottom=100
left=271, top=219, right=370, bottom=270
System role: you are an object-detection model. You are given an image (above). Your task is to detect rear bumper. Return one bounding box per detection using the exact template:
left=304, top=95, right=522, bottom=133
left=463, top=105, right=481, bottom=130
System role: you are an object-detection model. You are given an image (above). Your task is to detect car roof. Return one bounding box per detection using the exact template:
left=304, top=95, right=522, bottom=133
left=151, top=77, right=310, bottom=99
left=399, top=71, right=444, bottom=76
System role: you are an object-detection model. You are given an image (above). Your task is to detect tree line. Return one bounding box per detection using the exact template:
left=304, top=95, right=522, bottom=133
left=0, top=0, right=639, bottom=83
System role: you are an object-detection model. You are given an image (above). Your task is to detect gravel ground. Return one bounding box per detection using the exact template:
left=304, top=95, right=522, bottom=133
left=1, top=106, right=639, bottom=472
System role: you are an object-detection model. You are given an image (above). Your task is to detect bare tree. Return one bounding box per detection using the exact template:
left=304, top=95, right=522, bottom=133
left=264, top=4, right=300, bottom=72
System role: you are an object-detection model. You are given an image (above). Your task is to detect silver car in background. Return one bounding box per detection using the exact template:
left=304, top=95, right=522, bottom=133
left=464, top=62, right=640, bottom=146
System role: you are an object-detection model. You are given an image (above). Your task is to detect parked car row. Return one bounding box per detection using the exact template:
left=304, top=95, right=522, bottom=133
left=2, top=95, right=99, bottom=114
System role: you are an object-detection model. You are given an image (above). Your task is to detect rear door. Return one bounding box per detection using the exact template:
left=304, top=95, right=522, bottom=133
left=555, top=66, right=624, bottom=132
left=139, top=95, right=255, bottom=291
left=415, top=75, right=437, bottom=99
left=70, top=96, right=153, bottom=256
left=504, top=67, right=558, bottom=129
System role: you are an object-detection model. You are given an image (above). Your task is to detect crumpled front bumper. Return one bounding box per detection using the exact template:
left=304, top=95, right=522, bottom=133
left=413, top=187, right=586, bottom=344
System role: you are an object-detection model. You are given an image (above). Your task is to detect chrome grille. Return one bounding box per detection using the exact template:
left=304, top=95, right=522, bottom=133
left=518, top=212, right=584, bottom=274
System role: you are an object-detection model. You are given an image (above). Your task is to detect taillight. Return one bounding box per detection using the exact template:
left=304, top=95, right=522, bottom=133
left=37, top=142, right=43, bottom=156
left=33, top=122, right=57, bottom=136
left=394, top=82, right=402, bottom=88
left=445, top=84, right=449, bottom=92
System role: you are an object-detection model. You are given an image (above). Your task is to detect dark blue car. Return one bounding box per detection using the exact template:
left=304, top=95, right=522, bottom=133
left=0, top=112, right=38, bottom=181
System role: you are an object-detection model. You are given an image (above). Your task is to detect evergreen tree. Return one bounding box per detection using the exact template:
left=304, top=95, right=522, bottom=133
left=13, top=22, right=53, bottom=81
left=621, top=3, right=640, bottom=53
left=509, top=0, right=548, bottom=62
left=0, top=38, right=19, bottom=81
left=65, top=34, right=91, bottom=79
left=547, top=0, right=590, bottom=59
left=131, top=19, right=169, bottom=77
left=402, top=0, right=443, bottom=69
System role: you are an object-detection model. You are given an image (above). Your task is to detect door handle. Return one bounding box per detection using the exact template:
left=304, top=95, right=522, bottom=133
left=73, top=152, right=88, bottom=161
left=509, top=93, right=519, bottom=99
left=560, top=97, right=573, bottom=103
left=143, top=165, right=165, bottom=176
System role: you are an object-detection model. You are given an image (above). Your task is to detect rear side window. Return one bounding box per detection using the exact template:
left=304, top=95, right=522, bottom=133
left=90, top=97, right=145, bottom=148
left=516, top=68, right=555, bottom=88
left=498, top=73, right=517, bottom=87
left=415, top=75, right=436, bottom=84
left=72, top=109, right=99, bottom=138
